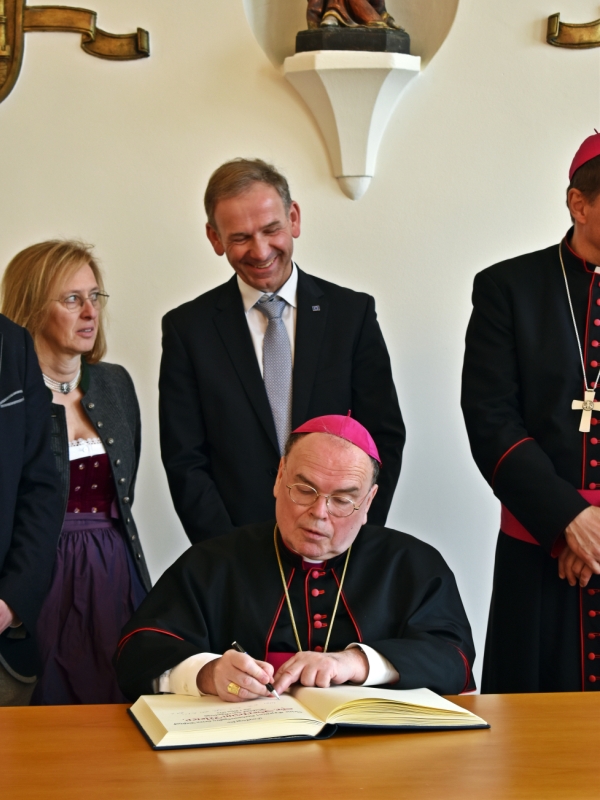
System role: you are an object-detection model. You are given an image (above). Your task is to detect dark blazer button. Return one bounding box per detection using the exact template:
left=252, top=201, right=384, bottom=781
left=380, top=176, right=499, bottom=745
left=123, top=496, right=130, bottom=504
left=115, top=458, right=121, bottom=466
left=126, top=518, right=131, bottom=524
left=107, top=438, right=114, bottom=445
left=136, top=553, right=141, bottom=559
left=87, top=402, right=95, bottom=409
left=97, top=421, right=103, bottom=428
left=119, top=477, right=126, bottom=484
left=131, top=535, right=136, bottom=541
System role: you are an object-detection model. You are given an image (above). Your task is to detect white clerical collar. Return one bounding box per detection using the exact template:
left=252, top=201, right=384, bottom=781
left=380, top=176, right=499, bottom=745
left=237, top=262, right=298, bottom=313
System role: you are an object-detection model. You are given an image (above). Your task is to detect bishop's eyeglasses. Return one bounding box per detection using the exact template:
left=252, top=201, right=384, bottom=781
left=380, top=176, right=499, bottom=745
left=53, top=291, right=110, bottom=312
left=286, top=483, right=367, bottom=518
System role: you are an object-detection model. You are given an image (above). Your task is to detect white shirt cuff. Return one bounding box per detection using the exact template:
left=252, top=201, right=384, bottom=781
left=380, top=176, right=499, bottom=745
left=346, top=643, right=399, bottom=686
left=154, top=653, right=220, bottom=696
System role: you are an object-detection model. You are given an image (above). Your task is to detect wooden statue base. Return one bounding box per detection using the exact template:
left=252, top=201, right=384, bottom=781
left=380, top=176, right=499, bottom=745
left=296, top=27, right=410, bottom=54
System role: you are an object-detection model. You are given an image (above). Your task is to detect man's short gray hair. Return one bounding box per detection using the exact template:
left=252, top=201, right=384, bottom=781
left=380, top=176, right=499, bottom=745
left=204, top=158, right=293, bottom=229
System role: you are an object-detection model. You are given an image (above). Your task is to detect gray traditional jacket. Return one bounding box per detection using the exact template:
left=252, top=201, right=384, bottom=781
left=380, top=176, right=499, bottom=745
left=49, top=360, right=151, bottom=591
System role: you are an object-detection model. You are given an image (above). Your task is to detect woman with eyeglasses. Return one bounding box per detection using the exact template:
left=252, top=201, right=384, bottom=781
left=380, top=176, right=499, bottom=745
left=0, top=240, right=151, bottom=704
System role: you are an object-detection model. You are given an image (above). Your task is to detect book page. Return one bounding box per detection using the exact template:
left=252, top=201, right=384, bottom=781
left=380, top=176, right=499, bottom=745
left=142, top=693, right=323, bottom=732
left=291, top=685, right=482, bottom=726
left=132, top=693, right=333, bottom=746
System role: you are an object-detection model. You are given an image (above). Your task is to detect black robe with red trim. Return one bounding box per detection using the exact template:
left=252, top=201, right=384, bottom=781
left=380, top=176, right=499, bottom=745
left=462, top=232, right=600, bottom=693
left=115, top=522, right=475, bottom=701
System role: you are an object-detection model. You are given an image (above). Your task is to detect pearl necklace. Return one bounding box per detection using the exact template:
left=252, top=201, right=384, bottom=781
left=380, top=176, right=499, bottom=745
left=43, top=367, right=82, bottom=394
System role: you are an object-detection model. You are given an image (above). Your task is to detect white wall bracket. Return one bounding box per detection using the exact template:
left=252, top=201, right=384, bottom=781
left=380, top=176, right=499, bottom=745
left=284, top=50, right=420, bottom=200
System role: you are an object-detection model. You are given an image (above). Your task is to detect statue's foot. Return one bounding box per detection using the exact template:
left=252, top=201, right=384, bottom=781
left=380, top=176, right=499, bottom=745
left=382, top=13, right=404, bottom=31
left=320, top=14, right=340, bottom=27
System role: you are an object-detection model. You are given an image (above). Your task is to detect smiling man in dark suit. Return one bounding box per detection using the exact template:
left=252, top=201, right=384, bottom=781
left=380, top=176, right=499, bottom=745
left=159, top=158, right=404, bottom=544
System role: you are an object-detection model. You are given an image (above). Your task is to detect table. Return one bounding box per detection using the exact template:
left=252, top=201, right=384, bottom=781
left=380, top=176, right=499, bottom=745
left=2, top=693, right=599, bottom=799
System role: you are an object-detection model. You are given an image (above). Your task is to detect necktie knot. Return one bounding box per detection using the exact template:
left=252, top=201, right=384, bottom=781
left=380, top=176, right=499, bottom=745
left=257, top=294, right=287, bottom=321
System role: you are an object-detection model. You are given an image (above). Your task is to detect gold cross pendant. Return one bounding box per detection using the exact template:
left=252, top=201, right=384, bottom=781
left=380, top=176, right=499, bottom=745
left=572, top=390, right=600, bottom=432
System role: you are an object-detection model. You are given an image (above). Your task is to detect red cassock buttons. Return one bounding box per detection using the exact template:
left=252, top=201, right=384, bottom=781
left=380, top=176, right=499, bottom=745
left=591, top=460, right=598, bottom=467
left=314, top=646, right=324, bottom=652
left=590, top=483, right=597, bottom=489
left=595, top=320, right=600, bottom=327
left=592, top=439, right=599, bottom=445
left=590, top=675, right=598, bottom=682
left=589, top=653, right=598, bottom=660
left=313, top=614, right=326, bottom=620
left=314, top=621, right=322, bottom=629
left=596, top=300, right=600, bottom=307
left=593, top=341, right=600, bottom=348
left=312, top=570, right=320, bottom=579
left=592, top=361, right=600, bottom=368
left=592, top=419, right=599, bottom=426
left=311, top=588, right=324, bottom=597
left=589, top=610, right=599, bottom=618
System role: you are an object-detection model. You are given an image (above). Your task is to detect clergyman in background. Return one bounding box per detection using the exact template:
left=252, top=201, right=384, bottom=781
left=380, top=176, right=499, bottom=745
left=462, top=132, right=600, bottom=693
left=159, top=158, right=405, bottom=544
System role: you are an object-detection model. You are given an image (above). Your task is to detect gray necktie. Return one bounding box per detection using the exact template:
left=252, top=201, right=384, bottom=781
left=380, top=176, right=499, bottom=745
left=256, top=294, right=292, bottom=455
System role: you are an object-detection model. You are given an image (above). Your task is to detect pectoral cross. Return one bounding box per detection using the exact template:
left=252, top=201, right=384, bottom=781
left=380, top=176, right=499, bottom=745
left=572, top=390, right=600, bottom=432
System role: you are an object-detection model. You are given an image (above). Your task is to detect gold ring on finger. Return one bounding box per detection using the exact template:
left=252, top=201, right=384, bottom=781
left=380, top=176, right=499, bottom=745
left=227, top=682, right=241, bottom=696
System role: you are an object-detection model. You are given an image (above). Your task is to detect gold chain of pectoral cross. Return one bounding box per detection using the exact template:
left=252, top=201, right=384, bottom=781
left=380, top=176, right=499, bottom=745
left=559, top=244, right=600, bottom=432
left=273, top=524, right=351, bottom=654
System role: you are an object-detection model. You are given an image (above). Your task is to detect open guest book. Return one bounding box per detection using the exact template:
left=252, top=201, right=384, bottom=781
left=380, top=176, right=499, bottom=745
left=129, top=685, right=489, bottom=750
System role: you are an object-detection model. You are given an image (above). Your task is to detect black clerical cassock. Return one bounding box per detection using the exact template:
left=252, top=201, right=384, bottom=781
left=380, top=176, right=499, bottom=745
left=462, top=232, right=600, bottom=693
left=116, top=523, right=475, bottom=701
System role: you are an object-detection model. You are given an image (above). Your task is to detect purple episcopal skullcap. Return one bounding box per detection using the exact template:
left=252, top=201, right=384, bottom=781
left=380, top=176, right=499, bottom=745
left=292, top=413, right=381, bottom=464
left=570, top=131, right=600, bottom=181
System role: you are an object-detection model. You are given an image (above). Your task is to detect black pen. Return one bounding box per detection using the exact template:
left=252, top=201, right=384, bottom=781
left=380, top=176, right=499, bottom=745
left=231, top=640, right=281, bottom=699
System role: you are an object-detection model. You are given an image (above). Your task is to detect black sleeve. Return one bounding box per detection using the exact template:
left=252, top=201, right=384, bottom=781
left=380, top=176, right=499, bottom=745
left=159, top=313, right=233, bottom=544
left=122, top=366, right=141, bottom=505
left=115, top=557, right=212, bottom=700
left=0, top=330, right=63, bottom=634
left=461, top=271, right=588, bottom=552
left=366, top=587, right=475, bottom=695
left=351, top=296, right=405, bottom=525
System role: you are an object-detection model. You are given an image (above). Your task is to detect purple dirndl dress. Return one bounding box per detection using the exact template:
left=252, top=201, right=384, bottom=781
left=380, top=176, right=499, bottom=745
left=32, top=439, right=146, bottom=704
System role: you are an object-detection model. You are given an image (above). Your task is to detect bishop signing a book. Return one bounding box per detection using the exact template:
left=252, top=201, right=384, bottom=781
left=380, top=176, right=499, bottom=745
left=116, top=415, right=475, bottom=702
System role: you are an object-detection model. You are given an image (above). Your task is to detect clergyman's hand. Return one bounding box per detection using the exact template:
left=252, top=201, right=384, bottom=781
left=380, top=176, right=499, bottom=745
left=564, top=506, right=600, bottom=576
left=558, top=544, right=595, bottom=587
left=273, top=649, right=369, bottom=696
left=196, top=649, right=275, bottom=703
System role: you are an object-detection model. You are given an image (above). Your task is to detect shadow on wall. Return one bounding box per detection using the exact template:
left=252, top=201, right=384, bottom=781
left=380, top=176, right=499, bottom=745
left=243, top=0, right=460, bottom=68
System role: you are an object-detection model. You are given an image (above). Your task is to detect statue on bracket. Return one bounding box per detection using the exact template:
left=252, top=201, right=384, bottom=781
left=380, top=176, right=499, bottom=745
left=298, top=0, right=409, bottom=53
left=307, top=0, right=401, bottom=30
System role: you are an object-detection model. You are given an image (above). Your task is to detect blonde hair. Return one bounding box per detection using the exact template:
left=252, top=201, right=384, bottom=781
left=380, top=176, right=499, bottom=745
left=1, top=240, right=107, bottom=363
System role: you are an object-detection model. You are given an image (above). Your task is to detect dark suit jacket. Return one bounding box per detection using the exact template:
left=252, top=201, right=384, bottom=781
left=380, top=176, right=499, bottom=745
left=0, top=315, right=63, bottom=677
left=159, top=268, right=405, bottom=544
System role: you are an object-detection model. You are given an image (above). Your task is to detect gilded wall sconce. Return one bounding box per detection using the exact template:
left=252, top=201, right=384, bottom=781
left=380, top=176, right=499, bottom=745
left=0, top=1, right=149, bottom=105
left=547, top=13, right=600, bottom=48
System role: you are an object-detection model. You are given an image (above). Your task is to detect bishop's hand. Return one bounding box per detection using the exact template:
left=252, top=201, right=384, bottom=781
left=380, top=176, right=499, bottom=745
left=558, top=544, right=595, bottom=587
left=564, top=505, right=600, bottom=580
left=272, top=648, right=369, bottom=695
left=196, top=649, right=275, bottom=703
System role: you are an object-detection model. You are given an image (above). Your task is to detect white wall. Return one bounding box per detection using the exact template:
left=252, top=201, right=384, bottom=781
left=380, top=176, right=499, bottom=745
left=1, top=0, right=598, bottom=688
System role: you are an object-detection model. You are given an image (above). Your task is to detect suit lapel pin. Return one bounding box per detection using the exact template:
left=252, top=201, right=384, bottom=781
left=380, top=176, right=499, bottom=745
left=312, top=305, right=320, bottom=311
